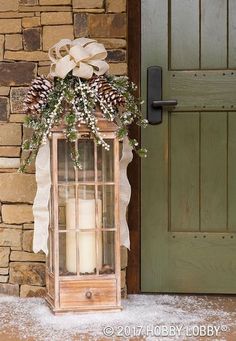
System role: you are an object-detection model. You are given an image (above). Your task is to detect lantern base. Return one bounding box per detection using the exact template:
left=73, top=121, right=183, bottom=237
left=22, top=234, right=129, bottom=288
left=45, top=274, right=122, bottom=314
left=45, top=294, right=122, bottom=315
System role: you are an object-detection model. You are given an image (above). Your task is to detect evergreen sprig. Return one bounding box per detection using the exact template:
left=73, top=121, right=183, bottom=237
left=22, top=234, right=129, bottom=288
left=19, top=73, right=147, bottom=172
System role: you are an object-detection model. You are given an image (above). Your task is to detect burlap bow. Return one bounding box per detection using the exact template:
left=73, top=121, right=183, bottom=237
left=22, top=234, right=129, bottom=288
left=49, top=38, right=109, bottom=79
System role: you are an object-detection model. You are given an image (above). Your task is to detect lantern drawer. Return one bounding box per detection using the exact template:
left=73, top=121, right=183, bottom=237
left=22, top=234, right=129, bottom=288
left=59, top=279, right=117, bottom=309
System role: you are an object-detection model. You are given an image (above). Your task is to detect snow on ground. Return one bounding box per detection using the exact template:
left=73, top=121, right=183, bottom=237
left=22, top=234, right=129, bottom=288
left=0, top=294, right=235, bottom=341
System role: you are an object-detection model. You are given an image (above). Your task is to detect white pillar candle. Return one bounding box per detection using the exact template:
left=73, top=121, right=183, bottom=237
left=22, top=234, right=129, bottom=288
left=65, top=199, right=77, bottom=273
left=66, top=198, right=102, bottom=274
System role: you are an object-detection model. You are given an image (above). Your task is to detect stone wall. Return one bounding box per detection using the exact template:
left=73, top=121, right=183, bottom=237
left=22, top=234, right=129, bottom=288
left=0, top=0, right=127, bottom=297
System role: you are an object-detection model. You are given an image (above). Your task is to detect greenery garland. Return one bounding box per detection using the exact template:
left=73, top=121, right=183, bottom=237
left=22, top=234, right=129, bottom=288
left=19, top=73, right=147, bottom=173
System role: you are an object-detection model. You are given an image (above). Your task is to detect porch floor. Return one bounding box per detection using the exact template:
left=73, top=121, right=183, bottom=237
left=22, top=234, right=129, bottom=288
left=0, top=294, right=236, bottom=340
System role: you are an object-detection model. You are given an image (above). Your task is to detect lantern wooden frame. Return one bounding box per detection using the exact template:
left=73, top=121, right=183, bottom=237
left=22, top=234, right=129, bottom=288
left=45, top=118, right=122, bottom=314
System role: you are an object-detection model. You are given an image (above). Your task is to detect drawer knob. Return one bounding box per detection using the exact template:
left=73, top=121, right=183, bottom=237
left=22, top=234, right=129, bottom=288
left=85, top=290, right=92, bottom=299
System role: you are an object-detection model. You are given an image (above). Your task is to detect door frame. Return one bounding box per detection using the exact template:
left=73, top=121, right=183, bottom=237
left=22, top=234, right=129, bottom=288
left=127, top=0, right=142, bottom=294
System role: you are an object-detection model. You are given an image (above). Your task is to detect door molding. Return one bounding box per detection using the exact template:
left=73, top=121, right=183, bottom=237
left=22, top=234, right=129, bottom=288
left=127, top=0, right=141, bottom=294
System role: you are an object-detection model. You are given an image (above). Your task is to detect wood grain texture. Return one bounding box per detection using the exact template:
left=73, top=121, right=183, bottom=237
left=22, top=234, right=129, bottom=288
left=51, top=119, right=118, bottom=133
left=229, top=0, right=236, bottom=67
left=170, top=113, right=200, bottom=232
left=168, top=71, right=236, bottom=111
left=201, top=0, right=227, bottom=69
left=52, top=133, right=60, bottom=309
left=60, top=279, right=117, bottom=308
left=47, top=273, right=55, bottom=299
left=141, top=0, right=169, bottom=292
left=141, top=0, right=236, bottom=293
left=171, top=0, right=199, bottom=70
left=201, top=112, right=227, bottom=231
left=168, top=232, right=236, bottom=293
left=141, top=121, right=169, bottom=292
left=47, top=125, right=122, bottom=311
left=127, top=0, right=141, bottom=294
left=114, top=138, right=121, bottom=307
left=228, top=112, right=236, bottom=231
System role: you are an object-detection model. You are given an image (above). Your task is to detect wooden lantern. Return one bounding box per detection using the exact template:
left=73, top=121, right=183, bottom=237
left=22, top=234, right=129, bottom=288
left=45, top=116, right=122, bottom=314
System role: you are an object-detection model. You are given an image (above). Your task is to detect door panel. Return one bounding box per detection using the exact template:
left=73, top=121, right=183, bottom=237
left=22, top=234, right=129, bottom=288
left=170, top=112, right=200, bottom=232
left=201, top=112, right=227, bottom=231
left=167, top=233, right=236, bottom=293
left=141, top=0, right=236, bottom=293
left=171, top=0, right=199, bottom=69
left=229, top=113, right=236, bottom=230
left=168, top=72, right=236, bottom=110
left=201, top=0, right=227, bottom=68
left=229, top=0, right=236, bottom=67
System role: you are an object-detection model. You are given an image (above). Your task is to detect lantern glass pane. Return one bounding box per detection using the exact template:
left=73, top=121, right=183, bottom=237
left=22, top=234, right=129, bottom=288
left=78, top=185, right=95, bottom=201
left=99, top=231, right=116, bottom=275
left=98, top=185, right=115, bottom=229
left=59, top=185, right=97, bottom=276
left=59, top=232, right=77, bottom=276
left=49, top=183, right=55, bottom=273
left=78, top=231, right=97, bottom=275
left=77, top=185, right=97, bottom=275
left=48, top=228, right=54, bottom=273
left=58, top=185, right=75, bottom=230
left=77, top=139, right=95, bottom=182
left=97, top=139, right=114, bottom=182
left=49, top=186, right=54, bottom=228
left=77, top=185, right=96, bottom=229
left=58, top=139, right=75, bottom=182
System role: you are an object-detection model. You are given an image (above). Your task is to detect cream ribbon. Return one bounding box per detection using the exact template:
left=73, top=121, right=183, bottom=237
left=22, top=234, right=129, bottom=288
left=32, top=138, right=133, bottom=254
left=49, top=38, right=109, bottom=79
left=33, top=140, right=51, bottom=255
left=119, top=137, right=133, bottom=249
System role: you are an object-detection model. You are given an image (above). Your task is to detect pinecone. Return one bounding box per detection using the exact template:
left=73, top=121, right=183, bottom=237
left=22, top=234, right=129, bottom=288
left=24, top=75, right=53, bottom=117
left=89, top=75, right=126, bottom=107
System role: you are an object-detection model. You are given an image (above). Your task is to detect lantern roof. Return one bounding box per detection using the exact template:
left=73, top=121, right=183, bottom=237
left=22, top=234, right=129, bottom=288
left=51, top=111, right=119, bottom=134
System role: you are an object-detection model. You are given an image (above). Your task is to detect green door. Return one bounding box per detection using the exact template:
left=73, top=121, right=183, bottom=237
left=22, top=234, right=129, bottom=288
left=141, top=0, right=236, bottom=293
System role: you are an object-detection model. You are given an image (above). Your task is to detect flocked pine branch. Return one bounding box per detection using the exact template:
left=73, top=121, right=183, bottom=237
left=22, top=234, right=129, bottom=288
left=19, top=72, right=148, bottom=172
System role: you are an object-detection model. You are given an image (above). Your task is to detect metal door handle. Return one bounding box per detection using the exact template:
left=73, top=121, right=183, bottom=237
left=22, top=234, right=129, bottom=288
left=152, top=100, right=177, bottom=108
left=147, top=66, right=178, bottom=124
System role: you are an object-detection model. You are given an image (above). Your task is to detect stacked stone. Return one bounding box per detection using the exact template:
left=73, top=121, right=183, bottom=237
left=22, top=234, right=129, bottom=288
left=0, top=0, right=127, bottom=298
